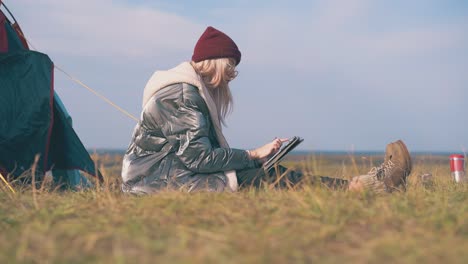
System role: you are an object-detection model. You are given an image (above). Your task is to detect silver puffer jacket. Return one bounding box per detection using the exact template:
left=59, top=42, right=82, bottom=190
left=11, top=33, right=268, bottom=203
left=121, top=82, right=258, bottom=193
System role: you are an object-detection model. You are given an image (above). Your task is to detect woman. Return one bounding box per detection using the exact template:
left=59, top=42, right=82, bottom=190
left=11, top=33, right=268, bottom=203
left=121, top=26, right=412, bottom=194
left=121, top=26, right=299, bottom=194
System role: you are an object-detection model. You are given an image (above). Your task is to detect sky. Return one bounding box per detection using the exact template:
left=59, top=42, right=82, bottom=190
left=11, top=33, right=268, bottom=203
left=3, top=0, right=468, bottom=152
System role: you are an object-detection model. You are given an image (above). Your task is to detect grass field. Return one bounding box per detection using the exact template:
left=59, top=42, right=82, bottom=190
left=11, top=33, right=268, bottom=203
left=0, top=153, right=467, bottom=263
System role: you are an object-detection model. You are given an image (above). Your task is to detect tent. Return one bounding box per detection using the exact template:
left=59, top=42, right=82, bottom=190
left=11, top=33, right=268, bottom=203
left=0, top=1, right=102, bottom=185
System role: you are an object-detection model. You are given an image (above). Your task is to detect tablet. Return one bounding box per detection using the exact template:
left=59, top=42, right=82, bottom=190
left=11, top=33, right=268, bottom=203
left=262, top=136, right=304, bottom=172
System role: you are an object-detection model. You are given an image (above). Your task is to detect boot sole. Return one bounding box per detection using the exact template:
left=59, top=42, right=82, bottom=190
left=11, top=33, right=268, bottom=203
left=396, top=140, right=412, bottom=174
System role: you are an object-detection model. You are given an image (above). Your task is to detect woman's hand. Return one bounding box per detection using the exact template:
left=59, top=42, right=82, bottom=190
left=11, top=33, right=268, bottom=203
left=248, top=138, right=289, bottom=162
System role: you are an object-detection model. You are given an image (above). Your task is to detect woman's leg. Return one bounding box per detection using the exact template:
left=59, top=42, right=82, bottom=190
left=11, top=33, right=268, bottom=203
left=236, top=165, right=302, bottom=188
left=237, top=165, right=350, bottom=190
left=315, top=176, right=349, bottom=189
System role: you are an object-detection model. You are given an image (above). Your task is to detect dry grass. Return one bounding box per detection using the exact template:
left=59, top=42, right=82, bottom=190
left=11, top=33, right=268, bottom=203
left=0, top=153, right=467, bottom=264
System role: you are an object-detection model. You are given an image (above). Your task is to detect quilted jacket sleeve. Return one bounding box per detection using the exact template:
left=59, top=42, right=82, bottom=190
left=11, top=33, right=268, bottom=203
left=144, top=84, right=258, bottom=173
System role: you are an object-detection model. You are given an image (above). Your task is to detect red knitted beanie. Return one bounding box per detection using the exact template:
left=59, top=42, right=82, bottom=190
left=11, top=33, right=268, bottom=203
left=192, top=26, right=241, bottom=65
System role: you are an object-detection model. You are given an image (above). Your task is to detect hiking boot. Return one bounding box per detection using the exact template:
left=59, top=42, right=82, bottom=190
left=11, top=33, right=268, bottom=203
left=383, top=140, right=412, bottom=191
left=349, top=140, right=412, bottom=193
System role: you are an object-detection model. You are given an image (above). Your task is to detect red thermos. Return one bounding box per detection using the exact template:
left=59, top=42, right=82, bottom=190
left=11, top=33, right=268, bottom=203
left=450, top=154, right=466, bottom=183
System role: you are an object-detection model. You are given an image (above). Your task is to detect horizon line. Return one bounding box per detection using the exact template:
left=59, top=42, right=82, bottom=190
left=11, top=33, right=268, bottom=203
left=86, top=148, right=466, bottom=155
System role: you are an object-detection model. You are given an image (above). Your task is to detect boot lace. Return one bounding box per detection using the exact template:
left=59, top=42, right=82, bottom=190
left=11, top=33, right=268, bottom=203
left=368, top=159, right=395, bottom=180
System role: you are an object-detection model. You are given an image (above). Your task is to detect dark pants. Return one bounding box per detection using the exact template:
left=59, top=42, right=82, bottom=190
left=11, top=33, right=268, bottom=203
left=236, top=166, right=302, bottom=188
left=236, top=165, right=349, bottom=190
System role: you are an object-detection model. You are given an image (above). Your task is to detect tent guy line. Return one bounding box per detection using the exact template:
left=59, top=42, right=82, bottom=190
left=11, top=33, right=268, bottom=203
left=53, top=65, right=139, bottom=122
left=24, top=36, right=139, bottom=122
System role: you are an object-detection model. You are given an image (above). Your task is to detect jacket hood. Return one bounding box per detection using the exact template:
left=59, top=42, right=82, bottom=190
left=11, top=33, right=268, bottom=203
left=142, top=62, right=202, bottom=108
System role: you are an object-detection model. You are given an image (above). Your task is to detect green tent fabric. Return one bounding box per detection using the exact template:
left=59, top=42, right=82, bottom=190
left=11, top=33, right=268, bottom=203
left=0, top=51, right=53, bottom=176
left=0, top=3, right=102, bottom=181
left=50, top=95, right=93, bottom=189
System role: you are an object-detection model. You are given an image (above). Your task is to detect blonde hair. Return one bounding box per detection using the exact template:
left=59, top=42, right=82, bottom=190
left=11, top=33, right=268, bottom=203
left=191, top=58, right=238, bottom=125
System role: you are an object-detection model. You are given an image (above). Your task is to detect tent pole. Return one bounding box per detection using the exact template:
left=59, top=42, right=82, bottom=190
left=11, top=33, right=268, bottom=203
left=1, top=2, right=18, bottom=25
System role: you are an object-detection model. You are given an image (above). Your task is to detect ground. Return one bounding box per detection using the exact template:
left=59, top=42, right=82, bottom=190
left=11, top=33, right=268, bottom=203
left=0, top=153, right=467, bottom=263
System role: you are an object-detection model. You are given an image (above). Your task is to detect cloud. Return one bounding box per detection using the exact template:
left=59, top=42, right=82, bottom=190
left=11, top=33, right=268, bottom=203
left=8, top=0, right=202, bottom=58
left=232, top=0, right=468, bottom=108
left=10, top=0, right=465, bottom=74
left=237, top=0, right=466, bottom=70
